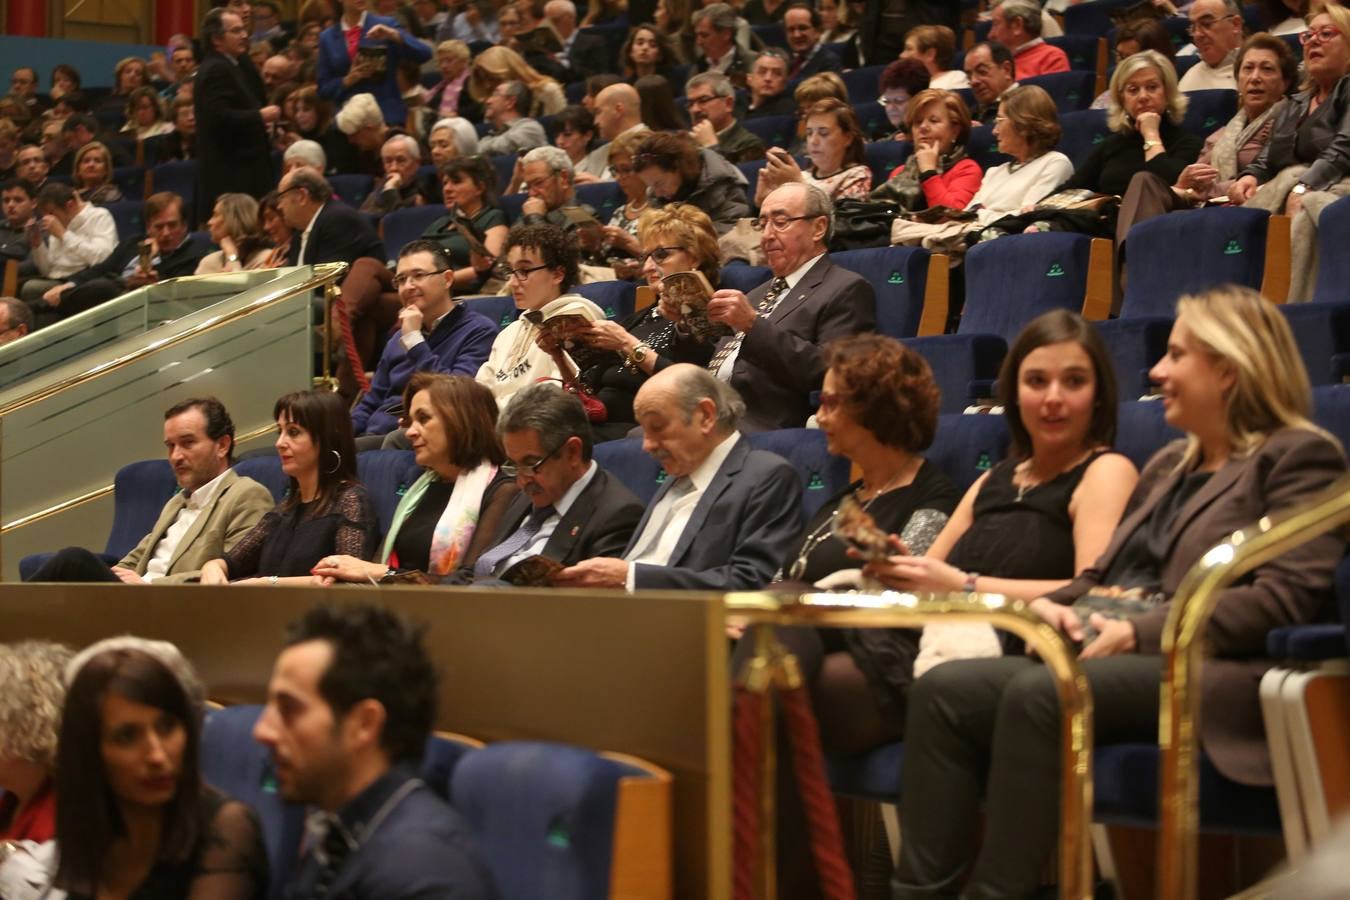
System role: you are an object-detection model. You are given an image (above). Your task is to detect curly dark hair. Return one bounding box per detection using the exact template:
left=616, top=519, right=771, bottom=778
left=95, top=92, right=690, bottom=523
left=504, top=222, right=580, bottom=293
left=439, top=155, right=499, bottom=207
left=285, top=602, right=437, bottom=765
left=823, top=334, right=940, bottom=452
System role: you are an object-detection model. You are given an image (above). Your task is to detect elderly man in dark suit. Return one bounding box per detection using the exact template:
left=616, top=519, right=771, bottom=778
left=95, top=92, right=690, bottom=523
left=467, top=383, right=644, bottom=582
left=554, top=364, right=801, bottom=592
left=698, top=181, right=875, bottom=432
left=195, top=8, right=279, bottom=218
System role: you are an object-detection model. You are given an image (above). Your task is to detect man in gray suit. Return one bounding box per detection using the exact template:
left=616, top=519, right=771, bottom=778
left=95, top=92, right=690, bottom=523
left=554, top=365, right=801, bottom=591
left=696, top=182, right=876, bottom=431
left=466, top=383, right=645, bottom=581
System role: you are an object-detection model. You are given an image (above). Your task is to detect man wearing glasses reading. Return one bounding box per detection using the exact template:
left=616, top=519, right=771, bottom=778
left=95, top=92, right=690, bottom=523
left=1178, top=0, right=1244, bottom=92
left=352, top=240, right=497, bottom=450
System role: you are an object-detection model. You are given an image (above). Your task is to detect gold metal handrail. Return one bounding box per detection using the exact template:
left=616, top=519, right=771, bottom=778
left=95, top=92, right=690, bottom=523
left=1157, top=472, right=1350, bottom=900
left=0, top=263, right=347, bottom=418
left=725, top=590, right=1095, bottom=900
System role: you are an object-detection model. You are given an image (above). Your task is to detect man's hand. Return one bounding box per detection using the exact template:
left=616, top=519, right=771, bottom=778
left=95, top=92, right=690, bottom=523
left=42, top=214, right=65, bottom=240
left=551, top=557, right=629, bottom=588
left=1286, top=189, right=1305, bottom=219
left=1229, top=174, right=1259, bottom=205
left=260, top=104, right=282, bottom=125
left=691, top=120, right=719, bottom=149
left=110, top=566, right=147, bottom=584
left=42, top=282, right=73, bottom=307
left=399, top=303, right=424, bottom=335
left=383, top=171, right=403, bottom=192
left=366, top=23, right=404, bottom=43
left=521, top=196, right=548, bottom=217
left=707, top=289, right=758, bottom=333
left=344, top=56, right=376, bottom=87
left=125, top=269, right=160, bottom=289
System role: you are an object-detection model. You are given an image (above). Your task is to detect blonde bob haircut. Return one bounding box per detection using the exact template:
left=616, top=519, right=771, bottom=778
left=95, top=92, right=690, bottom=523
left=794, top=72, right=848, bottom=107
left=1107, top=50, right=1187, bottom=134
left=0, top=640, right=73, bottom=770
left=637, top=203, right=721, bottom=286
left=1303, top=4, right=1350, bottom=91
left=1172, top=285, right=1335, bottom=468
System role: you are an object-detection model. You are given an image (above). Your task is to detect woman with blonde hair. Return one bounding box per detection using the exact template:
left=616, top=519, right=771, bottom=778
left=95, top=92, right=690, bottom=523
left=467, top=46, right=566, bottom=117
left=197, top=193, right=273, bottom=274
left=569, top=203, right=720, bottom=440
left=889, top=285, right=1346, bottom=899
left=71, top=141, right=122, bottom=204
left=0, top=641, right=73, bottom=843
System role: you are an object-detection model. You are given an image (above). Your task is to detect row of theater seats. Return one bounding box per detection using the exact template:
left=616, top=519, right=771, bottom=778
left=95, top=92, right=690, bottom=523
left=202, top=704, right=671, bottom=900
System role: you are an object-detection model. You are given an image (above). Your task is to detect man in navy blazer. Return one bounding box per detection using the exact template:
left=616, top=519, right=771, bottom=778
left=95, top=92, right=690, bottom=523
left=318, top=0, right=432, bottom=125
left=554, top=364, right=802, bottom=592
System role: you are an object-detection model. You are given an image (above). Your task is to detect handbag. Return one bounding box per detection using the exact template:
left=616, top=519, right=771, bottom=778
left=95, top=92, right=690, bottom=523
left=829, top=198, right=900, bottom=251
left=539, top=376, right=608, bottom=424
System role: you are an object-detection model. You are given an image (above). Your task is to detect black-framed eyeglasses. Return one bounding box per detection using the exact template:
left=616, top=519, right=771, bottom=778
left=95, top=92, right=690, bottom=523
left=392, top=268, right=449, bottom=289
left=501, top=440, right=565, bottom=477
left=1300, top=25, right=1343, bottom=45
left=637, top=246, right=682, bottom=265
left=1185, top=13, right=1238, bottom=35
left=686, top=93, right=722, bottom=107
left=275, top=185, right=304, bottom=201
left=752, top=213, right=818, bottom=232
left=493, top=262, right=552, bottom=281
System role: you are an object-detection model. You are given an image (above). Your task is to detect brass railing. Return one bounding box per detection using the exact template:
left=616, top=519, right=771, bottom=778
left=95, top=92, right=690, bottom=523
left=1157, top=472, right=1350, bottom=900
left=725, top=591, right=1095, bottom=900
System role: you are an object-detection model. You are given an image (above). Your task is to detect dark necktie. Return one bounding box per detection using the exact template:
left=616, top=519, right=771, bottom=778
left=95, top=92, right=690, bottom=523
left=707, top=276, right=788, bottom=379
left=472, top=504, right=556, bottom=578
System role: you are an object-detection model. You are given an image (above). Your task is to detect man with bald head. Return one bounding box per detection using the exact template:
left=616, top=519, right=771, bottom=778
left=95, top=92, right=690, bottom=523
left=261, top=54, right=298, bottom=92
left=582, top=82, right=648, bottom=180
left=1178, top=0, right=1243, bottom=91
left=662, top=182, right=875, bottom=432
left=554, top=364, right=801, bottom=592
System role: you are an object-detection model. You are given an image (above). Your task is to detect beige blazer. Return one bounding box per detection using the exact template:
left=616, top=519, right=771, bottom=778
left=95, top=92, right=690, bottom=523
left=117, top=469, right=275, bottom=584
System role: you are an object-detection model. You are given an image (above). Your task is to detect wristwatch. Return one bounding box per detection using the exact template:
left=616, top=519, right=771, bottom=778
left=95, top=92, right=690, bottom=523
left=624, top=342, right=651, bottom=372
left=1291, top=183, right=1309, bottom=196
left=225, top=253, right=240, bottom=264
left=1142, top=139, right=1161, bottom=151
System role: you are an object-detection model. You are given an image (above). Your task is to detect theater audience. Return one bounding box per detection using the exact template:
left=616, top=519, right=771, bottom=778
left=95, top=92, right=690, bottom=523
left=258, top=190, right=293, bottom=266
left=0, top=641, right=73, bottom=843
left=517, top=146, right=601, bottom=249
left=288, top=84, right=334, bottom=145
left=49, top=64, right=80, bottom=101
left=890, top=286, right=1346, bottom=900
left=197, top=193, right=274, bottom=273
left=581, top=82, right=647, bottom=178
left=873, top=88, right=983, bottom=212
left=20, top=182, right=118, bottom=305
left=27, top=397, right=273, bottom=583
left=636, top=73, right=689, bottom=131
left=36, top=192, right=211, bottom=327
left=253, top=603, right=498, bottom=897
left=428, top=115, right=480, bottom=165
left=555, top=364, right=802, bottom=590
left=15, top=144, right=50, bottom=193
left=200, top=390, right=378, bottom=584
left=282, top=138, right=328, bottom=174
left=477, top=80, right=548, bottom=157
left=361, top=133, right=436, bottom=214
left=71, top=142, right=121, bottom=204
left=548, top=0, right=608, bottom=82
left=157, top=96, right=198, bottom=160
left=989, top=0, right=1069, bottom=79
left=1231, top=4, right=1350, bottom=300
left=121, top=86, right=174, bottom=139
left=743, top=48, right=795, bottom=119
left=1178, top=0, right=1244, bottom=92
left=422, top=157, right=508, bottom=290
left=705, top=182, right=875, bottom=431
left=465, top=383, right=645, bottom=580
left=757, top=97, right=872, bottom=205
left=551, top=105, right=603, bottom=181
left=783, top=4, right=842, bottom=80
left=788, top=72, right=849, bottom=153
left=692, top=4, right=756, bottom=88
left=902, top=24, right=970, bottom=91
left=574, top=204, right=721, bottom=438
left=52, top=638, right=267, bottom=899
left=0, top=179, right=36, bottom=262
left=687, top=71, right=765, bottom=164
left=635, top=131, right=750, bottom=234
left=331, top=93, right=391, bottom=177
left=1092, top=18, right=1177, bottom=109
left=598, top=131, right=654, bottom=261
left=476, top=223, right=604, bottom=408
left=352, top=241, right=497, bottom=448
left=621, top=23, right=685, bottom=81
left=818, top=0, right=856, bottom=45
left=0, top=296, right=32, bottom=345
left=317, top=0, right=431, bottom=125
left=875, top=57, right=930, bottom=140
left=468, top=46, right=567, bottom=117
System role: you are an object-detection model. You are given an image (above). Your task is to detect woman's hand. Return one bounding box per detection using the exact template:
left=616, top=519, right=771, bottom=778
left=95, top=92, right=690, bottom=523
left=1079, top=615, right=1138, bottom=659
left=199, top=559, right=230, bottom=585
left=602, top=225, right=641, bottom=256
left=861, top=554, right=967, bottom=593
left=1228, top=174, right=1259, bottom=205
left=1175, top=163, right=1218, bottom=193
left=762, top=148, right=802, bottom=186
left=310, top=555, right=385, bottom=583
left=580, top=319, right=638, bottom=353
left=1027, top=597, right=1084, bottom=643
left=1134, top=110, right=1162, bottom=141
left=914, top=138, right=941, bottom=173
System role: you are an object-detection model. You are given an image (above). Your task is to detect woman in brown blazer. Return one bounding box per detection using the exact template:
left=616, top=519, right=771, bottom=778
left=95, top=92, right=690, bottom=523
left=886, top=285, right=1347, bottom=900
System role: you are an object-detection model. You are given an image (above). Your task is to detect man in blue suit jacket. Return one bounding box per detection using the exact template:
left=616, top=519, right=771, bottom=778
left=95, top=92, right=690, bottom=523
left=554, top=364, right=802, bottom=592
left=318, top=0, right=432, bottom=125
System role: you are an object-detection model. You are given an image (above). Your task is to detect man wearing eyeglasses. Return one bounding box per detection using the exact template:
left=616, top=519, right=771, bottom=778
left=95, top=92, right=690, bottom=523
left=462, top=382, right=643, bottom=582
left=686, top=72, right=766, bottom=165
left=1177, top=0, right=1243, bottom=92
left=674, top=182, right=874, bottom=432
left=352, top=240, right=497, bottom=450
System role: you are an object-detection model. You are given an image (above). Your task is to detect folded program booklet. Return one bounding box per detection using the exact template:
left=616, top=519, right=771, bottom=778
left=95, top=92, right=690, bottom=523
left=499, top=554, right=564, bottom=587
left=661, top=270, right=730, bottom=342
left=525, top=300, right=613, bottom=371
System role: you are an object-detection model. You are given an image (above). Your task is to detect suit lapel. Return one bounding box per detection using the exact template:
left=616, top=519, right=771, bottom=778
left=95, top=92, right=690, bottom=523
left=543, top=471, right=606, bottom=561
left=165, top=470, right=237, bottom=571
left=764, top=255, right=832, bottom=324
left=667, top=439, right=747, bottom=565
left=1159, top=456, right=1247, bottom=562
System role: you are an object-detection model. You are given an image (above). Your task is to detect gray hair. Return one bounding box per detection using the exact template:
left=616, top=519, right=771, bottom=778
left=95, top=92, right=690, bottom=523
left=673, top=366, right=745, bottom=433
left=283, top=138, right=327, bottom=171
left=996, top=0, right=1043, bottom=37
left=0, top=641, right=73, bottom=769
left=382, top=133, right=423, bottom=161
left=287, top=166, right=333, bottom=202
left=500, top=79, right=533, bottom=116
left=66, top=636, right=205, bottom=718
left=686, top=71, right=735, bottom=99
left=521, top=144, right=574, bottom=177
left=755, top=47, right=791, bottom=68
left=335, top=92, right=384, bottom=134
left=430, top=117, right=480, bottom=156
left=0, top=295, right=32, bottom=333
left=801, top=182, right=835, bottom=245
left=497, top=382, right=594, bottom=461
left=694, top=3, right=738, bottom=34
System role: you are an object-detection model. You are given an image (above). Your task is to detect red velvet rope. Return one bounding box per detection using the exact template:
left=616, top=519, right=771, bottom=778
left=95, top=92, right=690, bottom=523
left=733, top=687, right=765, bottom=900
left=332, top=291, right=371, bottom=392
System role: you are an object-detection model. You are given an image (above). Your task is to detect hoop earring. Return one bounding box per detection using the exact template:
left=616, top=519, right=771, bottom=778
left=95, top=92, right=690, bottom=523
left=324, top=449, right=342, bottom=475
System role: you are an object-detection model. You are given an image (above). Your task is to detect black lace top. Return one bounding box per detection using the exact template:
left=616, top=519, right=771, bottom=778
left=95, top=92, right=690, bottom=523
left=224, top=481, right=378, bottom=579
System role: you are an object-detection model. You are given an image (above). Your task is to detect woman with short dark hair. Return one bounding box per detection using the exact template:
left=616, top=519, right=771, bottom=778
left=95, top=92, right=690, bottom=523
left=634, top=130, right=750, bottom=233
left=51, top=638, right=266, bottom=899
left=421, top=156, right=509, bottom=291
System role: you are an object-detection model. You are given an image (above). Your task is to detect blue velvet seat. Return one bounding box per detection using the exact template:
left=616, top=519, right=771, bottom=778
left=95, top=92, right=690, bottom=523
left=736, top=158, right=769, bottom=208
left=327, top=173, right=375, bottom=208
left=575, top=279, right=637, bottom=320
left=924, top=412, right=1010, bottom=493
left=575, top=180, right=626, bottom=223
left=1182, top=89, right=1239, bottom=139
left=422, top=731, right=482, bottom=802
left=100, top=199, right=145, bottom=240
left=747, top=428, right=852, bottom=525
left=842, top=65, right=887, bottom=103
left=488, top=153, right=516, bottom=195
left=111, top=164, right=146, bottom=200
left=1280, top=195, right=1350, bottom=382
left=1063, top=0, right=1142, bottom=35
left=863, top=138, right=911, bottom=187
left=742, top=115, right=796, bottom=151
left=719, top=262, right=771, bottom=294
left=355, top=449, right=421, bottom=536
left=382, top=204, right=448, bottom=260
left=460, top=294, right=520, bottom=331
left=832, top=245, right=933, bottom=341
left=1045, top=34, right=1103, bottom=73
left=1113, top=400, right=1182, bottom=472
left=149, top=159, right=197, bottom=224
left=500, top=191, right=527, bottom=223
left=1021, top=70, right=1098, bottom=113
left=966, top=122, right=1011, bottom=171
left=592, top=437, right=665, bottom=504
left=233, top=455, right=289, bottom=502
left=1056, top=109, right=1111, bottom=168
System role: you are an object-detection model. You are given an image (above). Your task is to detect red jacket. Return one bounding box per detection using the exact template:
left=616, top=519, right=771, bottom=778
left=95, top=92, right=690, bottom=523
left=921, top=158, right=985, bottom=209
left=0, top=778, right=55, bottom=843
left=1013, top=40, right=1070, bottom=80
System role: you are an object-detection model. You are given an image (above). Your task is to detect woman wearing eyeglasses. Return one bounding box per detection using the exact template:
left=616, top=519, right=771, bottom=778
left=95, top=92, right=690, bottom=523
left=1230, top=5, right=1350, bottom=300
left=601, top=130, right=655, bottom=268
left=312, top=373, right=520, bottom=584
left=569, top=204, right=721, bottom=441
left=474, top=223, right=605, bottom=410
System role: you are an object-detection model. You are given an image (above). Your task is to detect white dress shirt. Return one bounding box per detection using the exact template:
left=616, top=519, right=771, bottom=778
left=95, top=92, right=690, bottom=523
left=624, top=432, right=740, bottom=590
left=714, top=252, right=824, bottom=381
left=143, top=468, right=231, bottom=581
left=31, top=203, right=118, bottom=279
left=296, top=204, right=325, bottom=266
left=500, top=460, right=598, bottom=570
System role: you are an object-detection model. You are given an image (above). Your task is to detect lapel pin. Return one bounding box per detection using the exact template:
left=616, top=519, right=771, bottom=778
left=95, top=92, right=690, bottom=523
left=570, top=525, right=580, bottom=537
